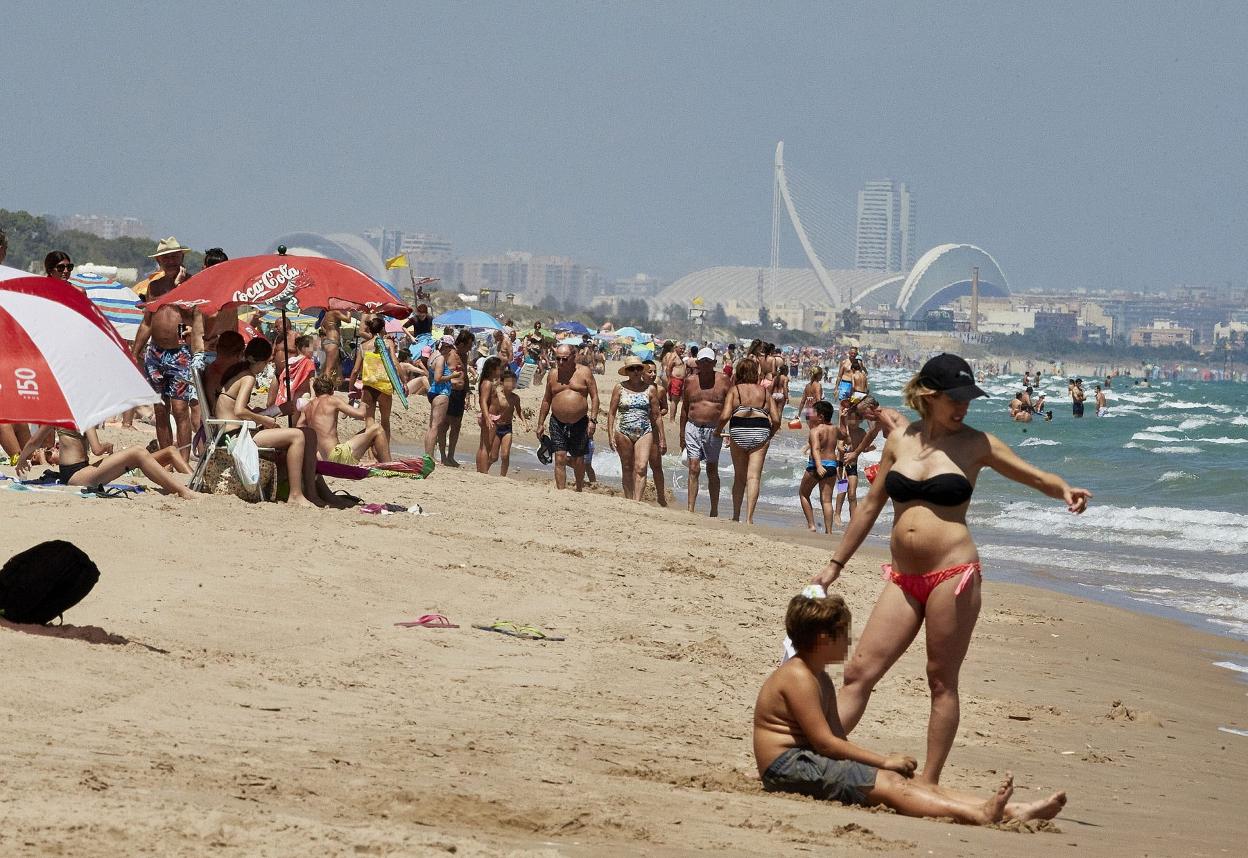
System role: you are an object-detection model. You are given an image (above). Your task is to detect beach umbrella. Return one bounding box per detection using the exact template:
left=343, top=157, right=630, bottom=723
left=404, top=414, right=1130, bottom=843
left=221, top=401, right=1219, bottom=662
left=70, top=272, right=144, bottom=341
left=518, top=327, right=555, bottom=341
left=614, top=326, right=646, bottom=341
left=433, top=307, right=503, bottom=330
left=145, top=252, right=410, bottom=318
left=553, top=320, right=591, bottom=335
left=0, top=266, right=159, bottom=429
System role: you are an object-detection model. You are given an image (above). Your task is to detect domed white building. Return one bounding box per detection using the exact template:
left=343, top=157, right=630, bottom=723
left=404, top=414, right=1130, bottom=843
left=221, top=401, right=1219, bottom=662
left=266, top=232, right=388, bottom=281
left=652, top=243, right=1009, bottom=328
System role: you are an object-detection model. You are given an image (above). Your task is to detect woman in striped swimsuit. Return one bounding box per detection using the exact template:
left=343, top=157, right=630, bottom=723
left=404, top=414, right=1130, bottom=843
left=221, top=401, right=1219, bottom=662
left=717, top=357, right=779, bottom=524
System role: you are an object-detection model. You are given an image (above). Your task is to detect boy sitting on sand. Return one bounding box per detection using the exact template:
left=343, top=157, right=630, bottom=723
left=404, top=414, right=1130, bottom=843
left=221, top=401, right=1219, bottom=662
left=299, top=375, right=386, bottom=465
left=754, top=593, right=1066, bottom=825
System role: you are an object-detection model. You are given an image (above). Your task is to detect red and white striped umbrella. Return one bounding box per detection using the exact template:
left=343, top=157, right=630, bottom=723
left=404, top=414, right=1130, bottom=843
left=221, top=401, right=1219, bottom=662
left=0, top=266, right=159, bottom=430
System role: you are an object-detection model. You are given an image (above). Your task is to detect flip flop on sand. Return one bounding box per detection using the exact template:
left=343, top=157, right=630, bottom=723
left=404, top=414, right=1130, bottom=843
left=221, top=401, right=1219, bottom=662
left=473, top=621, right=566, bottom=641
left=395, top=613, right=459, bottom=629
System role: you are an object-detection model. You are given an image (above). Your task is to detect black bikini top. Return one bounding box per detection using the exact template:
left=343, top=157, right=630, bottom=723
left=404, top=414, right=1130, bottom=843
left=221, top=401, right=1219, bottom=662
left=884, top=471, right=974, bottom=506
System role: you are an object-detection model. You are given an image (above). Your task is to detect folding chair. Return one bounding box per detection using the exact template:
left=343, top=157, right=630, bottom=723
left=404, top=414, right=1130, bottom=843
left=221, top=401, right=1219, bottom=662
left=517, top=361, right=537, bottom=391
left=190, top=364, right=277, bottom=498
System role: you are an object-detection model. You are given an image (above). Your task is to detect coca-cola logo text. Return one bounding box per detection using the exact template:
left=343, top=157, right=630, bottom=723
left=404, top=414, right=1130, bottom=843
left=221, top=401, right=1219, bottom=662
left=231, top=264, right=305, bottom=305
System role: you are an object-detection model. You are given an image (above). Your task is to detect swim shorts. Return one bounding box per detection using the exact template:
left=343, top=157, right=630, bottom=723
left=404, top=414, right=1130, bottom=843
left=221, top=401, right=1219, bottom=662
left=1072, top=400, right=1085, bottom=418
left=683, top=421, right=722, bottom=465
left=761, top=748, right=877, bottom=806
left=549, top=415, right=590, bottom=458
left=329, top=442, right=359, bottom=466
left=836, top=380, right=853, bottom=401
left=842, top=460, right=857, bottom=478
left=447, top=388, right=468, bottom=418
left=144, top=344, right=194, bottom=401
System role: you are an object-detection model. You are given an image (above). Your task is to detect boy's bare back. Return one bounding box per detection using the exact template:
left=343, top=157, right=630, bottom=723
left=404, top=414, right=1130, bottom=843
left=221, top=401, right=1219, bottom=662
left=752, top=659, right=838, bottom=775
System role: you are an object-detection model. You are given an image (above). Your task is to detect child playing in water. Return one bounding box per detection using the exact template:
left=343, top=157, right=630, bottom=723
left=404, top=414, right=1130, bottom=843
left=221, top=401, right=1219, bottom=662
left=754, top=592, right=1067, bottom=825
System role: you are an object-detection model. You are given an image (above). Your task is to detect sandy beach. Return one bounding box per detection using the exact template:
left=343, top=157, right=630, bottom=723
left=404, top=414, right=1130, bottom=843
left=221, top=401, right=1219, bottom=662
left=3, top=372, right=1247, bottom=857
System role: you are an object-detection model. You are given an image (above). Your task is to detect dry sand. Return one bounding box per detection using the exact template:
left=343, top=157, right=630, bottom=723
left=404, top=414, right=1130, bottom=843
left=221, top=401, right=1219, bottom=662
left=2, top=368, right=1247, bottom=856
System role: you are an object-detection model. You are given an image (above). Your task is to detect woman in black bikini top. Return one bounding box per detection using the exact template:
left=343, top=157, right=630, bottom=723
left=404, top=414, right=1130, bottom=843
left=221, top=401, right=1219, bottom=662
left=810, top=353, right=1092, bottom=785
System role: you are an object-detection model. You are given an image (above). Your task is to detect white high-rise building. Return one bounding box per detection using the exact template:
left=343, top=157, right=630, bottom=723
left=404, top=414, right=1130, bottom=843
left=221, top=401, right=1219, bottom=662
left=854, top=180, right=916, bottom=272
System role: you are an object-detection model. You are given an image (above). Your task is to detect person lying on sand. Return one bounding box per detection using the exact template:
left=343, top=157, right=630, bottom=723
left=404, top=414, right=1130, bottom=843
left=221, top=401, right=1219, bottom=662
left=754, top=592, right=1067, bottom=825
left=299, top=375, right=385, bottom=466
left=15, top=426, right=197, bottom=499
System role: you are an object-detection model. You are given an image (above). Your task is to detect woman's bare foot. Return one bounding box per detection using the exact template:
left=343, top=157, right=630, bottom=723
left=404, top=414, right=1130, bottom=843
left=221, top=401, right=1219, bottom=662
left=1006, top=791, right=1067, bottom=822
left=288, top=495, right=318, bottom=509
left=977, top=773, right=1014, bottom=824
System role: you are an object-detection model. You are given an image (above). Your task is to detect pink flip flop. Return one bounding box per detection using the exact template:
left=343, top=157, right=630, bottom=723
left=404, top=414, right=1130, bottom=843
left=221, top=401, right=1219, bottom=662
left=395, top=613, right=459, bottom=629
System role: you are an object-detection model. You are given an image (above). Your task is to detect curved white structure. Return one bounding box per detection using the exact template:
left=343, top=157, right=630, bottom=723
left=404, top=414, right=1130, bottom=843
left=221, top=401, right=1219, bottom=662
left=773, top=142, right=840, bottom=304
left=895, top=243, right=1009, bottom=321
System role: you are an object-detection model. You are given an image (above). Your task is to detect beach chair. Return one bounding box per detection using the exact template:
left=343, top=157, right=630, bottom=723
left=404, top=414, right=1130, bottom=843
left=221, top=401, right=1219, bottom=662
left=190, top=364, right=277, bottom=498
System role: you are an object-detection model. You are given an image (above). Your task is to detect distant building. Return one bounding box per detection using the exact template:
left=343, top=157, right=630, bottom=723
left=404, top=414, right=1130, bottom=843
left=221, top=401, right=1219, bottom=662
left=1130, top=320, right=1193, bottom=348
left=854, top=180, right=915, bottom=272
left=611, top=273, right=664, bottom=298
left=459, top=251, right=601, bottom=307
left=59, top=214, right=151, bottom=240
left=361, top=228, right=404, bottom=261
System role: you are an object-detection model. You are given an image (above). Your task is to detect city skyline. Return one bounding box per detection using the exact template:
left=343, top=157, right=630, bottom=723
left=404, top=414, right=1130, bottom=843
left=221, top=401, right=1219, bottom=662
left=6, top=4, right=1246, bottom=294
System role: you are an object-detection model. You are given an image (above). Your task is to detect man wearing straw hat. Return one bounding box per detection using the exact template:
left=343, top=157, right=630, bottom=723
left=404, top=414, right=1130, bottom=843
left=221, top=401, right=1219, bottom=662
left=132, top=237, right=195, bottom=455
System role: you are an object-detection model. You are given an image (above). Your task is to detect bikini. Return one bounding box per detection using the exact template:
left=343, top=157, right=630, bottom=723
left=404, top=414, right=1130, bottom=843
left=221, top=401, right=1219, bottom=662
left=55, top=428, right=90, bottom=484
left=728, top=403, right=771, bottom=452
left=881, top=470, right=981, bottom=603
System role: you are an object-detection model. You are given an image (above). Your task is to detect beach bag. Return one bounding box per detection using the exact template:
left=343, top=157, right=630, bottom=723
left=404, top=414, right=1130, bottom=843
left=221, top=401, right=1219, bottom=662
left=228, top=430, right=261, bottom=494
left=0, top=540, right=100, bottom=625
left=361, top=339, right=394, bottom=394
left=201, top=448, right=276, bottom=502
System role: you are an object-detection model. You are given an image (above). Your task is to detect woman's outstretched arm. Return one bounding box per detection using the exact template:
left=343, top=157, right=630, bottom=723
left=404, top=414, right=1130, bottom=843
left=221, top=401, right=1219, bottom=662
left=981, top=432, right=1092, bottom=513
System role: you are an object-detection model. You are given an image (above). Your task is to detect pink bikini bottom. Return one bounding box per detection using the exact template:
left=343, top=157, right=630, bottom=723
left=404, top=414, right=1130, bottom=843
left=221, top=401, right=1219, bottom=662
left=882, top=562, right=982, bottom=605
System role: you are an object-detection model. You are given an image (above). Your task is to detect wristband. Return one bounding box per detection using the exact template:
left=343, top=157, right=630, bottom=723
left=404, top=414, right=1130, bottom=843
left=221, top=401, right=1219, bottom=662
left=828, top=558, right=845, bottom=568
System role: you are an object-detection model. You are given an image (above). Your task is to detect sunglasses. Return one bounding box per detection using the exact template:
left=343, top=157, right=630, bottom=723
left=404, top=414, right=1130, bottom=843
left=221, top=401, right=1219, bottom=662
left=625, top=366, right=642, bottom=372
left=53, top=262, right=73, bottom=271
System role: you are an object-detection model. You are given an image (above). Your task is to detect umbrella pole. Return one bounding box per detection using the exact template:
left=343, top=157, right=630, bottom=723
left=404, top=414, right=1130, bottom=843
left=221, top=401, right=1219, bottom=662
left=282, top=306, right=295, bottom=428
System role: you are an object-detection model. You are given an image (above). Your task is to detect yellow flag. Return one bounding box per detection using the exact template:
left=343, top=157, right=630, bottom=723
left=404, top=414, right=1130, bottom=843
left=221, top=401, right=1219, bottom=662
left=385, top=254, right=408, bottom=270
left=692, top=295, right=704, bottom=306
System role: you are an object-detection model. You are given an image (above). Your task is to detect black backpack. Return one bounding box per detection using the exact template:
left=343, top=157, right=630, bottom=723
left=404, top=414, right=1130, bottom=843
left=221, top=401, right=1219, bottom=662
left=0, top=540, right=100, bottom=625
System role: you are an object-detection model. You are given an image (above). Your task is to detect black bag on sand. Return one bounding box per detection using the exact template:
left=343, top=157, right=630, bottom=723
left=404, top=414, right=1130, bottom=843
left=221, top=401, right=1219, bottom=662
left=0, top=540, right=100, bottom=625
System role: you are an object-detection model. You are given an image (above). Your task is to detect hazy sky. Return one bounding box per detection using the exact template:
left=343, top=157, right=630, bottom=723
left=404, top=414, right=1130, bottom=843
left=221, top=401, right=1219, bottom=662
left=4, top=2, right=1245, bottom=291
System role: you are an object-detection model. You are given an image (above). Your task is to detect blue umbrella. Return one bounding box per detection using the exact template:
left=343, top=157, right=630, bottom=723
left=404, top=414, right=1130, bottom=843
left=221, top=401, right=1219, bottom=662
left=433, top=307, right=503, bottom=330
left=614, top=325, right=646, bottom=341
left=553, top=320, right=591, bottom=335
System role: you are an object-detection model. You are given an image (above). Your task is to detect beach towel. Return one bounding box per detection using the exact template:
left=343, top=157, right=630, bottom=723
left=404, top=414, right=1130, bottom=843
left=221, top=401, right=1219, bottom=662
left=369, top=455, right=436, bottom=479
left=274, top=355, right=316, bottom=408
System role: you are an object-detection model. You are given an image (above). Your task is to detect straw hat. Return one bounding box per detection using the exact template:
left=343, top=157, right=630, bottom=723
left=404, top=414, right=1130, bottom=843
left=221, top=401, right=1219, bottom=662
left=618, top=356, right=645, bottom=375
left=149, top=236, right=191, bottom=258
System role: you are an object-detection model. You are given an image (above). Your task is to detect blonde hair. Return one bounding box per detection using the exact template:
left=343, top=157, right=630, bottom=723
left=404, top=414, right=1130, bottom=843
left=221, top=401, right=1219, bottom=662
left=901, top=372, right=940, bottom=419
left=809, top=366, right=823, bottom=382
left=785, top=593, right=852, bottom=651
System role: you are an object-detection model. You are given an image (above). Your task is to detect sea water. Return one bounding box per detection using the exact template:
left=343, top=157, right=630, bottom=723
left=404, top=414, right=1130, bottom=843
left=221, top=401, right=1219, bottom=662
left=506, top=369, right=1247, bottom=641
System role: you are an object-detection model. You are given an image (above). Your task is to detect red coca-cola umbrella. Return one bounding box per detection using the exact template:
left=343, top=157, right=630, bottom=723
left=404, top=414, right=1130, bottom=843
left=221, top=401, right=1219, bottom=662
left=146, top=250, right=409, bottom=424
left=145, top=251, right=409, bottom=317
